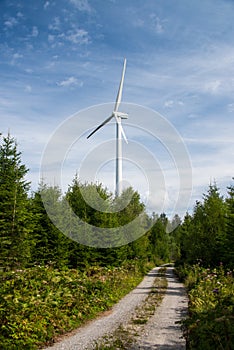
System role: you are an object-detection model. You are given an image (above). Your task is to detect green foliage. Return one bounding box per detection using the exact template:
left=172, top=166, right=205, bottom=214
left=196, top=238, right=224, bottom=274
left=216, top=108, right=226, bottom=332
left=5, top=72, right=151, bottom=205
left=66, top=177, right=113, bottom=227
left=175, top=180, right=234, bottom=349
left=180, top=265, right=234, bottom=350
left=0, top=263, right=145, bottom=349
left=66, top=178, right=153, bottom=266
left=0, top=134, right=33, bottom=270
left=148, top=213, right=171, bottom=263
left=177, top=183, right=229, bottom=267
left=30, top=184, right=70, bottom=268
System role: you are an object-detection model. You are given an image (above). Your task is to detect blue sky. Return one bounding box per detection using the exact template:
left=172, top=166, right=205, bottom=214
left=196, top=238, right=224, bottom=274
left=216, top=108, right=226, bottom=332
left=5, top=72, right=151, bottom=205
left=1, top=0, right=234, bottom=216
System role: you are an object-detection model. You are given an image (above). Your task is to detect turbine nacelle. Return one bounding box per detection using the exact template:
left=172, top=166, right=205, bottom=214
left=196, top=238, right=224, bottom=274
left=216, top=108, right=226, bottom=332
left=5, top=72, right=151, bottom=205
left=113, top=111, right=128, bottom=119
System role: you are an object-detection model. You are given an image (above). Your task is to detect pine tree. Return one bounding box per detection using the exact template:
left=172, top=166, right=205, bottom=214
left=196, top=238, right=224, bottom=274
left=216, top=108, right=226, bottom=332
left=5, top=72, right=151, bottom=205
left=0, top=134, right=32, bottom=269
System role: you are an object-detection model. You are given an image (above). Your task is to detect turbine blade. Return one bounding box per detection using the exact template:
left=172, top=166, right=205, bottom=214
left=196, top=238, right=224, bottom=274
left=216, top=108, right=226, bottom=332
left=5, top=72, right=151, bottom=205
left=114, top=58, right=127, bottom=112
left=120, top=123, right=128, bottom=144
left=87, top=115, right=113, bottom=139
left=115, top=116, right=128, bottom=144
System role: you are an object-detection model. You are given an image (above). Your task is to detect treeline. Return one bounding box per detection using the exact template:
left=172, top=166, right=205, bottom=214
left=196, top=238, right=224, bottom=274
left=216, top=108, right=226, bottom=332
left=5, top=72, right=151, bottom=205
left=175, top=181, right=234, bottom=269
left=0, top=133, right=176, bottom=272
left=1, top=132, right=233, bottom=273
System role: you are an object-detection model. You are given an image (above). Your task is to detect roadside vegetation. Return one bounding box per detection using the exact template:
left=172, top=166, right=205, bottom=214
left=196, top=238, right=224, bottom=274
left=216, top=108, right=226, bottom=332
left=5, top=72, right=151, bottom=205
left=177, top=264, right=234, bottom=350
left=0, top=263, right=150, bottom=349
left=175, top=180, right=234, bottom=349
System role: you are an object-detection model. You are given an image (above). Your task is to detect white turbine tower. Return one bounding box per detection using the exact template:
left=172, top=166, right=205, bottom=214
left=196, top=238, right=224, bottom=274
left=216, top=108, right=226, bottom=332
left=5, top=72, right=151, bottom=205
left=87, top=58, right=128, bottom=197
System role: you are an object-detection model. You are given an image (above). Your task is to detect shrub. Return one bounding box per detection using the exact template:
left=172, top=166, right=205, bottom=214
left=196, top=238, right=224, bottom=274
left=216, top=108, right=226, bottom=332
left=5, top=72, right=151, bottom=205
left=182, top=265, right=234, bottom=349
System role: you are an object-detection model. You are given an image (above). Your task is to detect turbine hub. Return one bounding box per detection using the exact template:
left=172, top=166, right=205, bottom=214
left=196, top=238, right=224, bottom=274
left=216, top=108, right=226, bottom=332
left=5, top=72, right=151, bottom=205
left=113, top=111, right=128, bottom=119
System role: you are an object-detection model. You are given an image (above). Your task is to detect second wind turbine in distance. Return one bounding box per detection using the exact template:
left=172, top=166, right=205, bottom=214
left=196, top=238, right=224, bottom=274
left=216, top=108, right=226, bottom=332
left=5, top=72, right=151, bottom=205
left=87, top=58, right=128, bottom=197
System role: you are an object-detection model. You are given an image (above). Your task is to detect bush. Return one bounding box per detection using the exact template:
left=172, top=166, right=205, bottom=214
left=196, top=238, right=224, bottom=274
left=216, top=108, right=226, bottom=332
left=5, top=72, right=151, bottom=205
left=182, top=265, right=234, bottom=349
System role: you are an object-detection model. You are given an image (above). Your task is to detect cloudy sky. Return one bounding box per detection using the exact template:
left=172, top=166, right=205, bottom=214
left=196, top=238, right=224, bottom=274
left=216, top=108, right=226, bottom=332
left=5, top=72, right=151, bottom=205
left=1, top=0, right=234, bottom=216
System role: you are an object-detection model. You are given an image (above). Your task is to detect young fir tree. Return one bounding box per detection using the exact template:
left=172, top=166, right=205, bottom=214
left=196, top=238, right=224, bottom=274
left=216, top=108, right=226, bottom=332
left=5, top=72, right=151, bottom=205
left=0, top=134, right=32, bottom=269
left=179, top=184, right=227, bottom=267
left=202, top=183, right=227, bottom=265
left=30, top=183, right=70, bottom=268
left=148, top=213, right=170, bottom=263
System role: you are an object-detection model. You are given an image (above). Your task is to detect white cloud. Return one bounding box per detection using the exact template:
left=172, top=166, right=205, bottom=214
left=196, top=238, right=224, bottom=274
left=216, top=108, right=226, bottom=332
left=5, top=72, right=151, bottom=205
left=0, top=97, right=12, bottom=108
left=65, top=28, right=90, bottom=44
left=227, top=103, right=234, bottom=112
left=17, top=12, right=24, bottom=19
left=164, top=100, right=184, bottom=108
left=10, top=53, right=23, bottom=65
left=44, top=1, right=50, bottom=10
left=133, top=18, right=145, bottom=28
left=57, top=76, right=83, bottom=87
left=204, top=80, right=221, bottom=94
left=13, top=53, right=23, bottom=60
left=69, top=0, right=92, bottom=12
left=4, top=17, right=18, bottom=29
left=48, top=34, right=55, bottom=43
left=164, top=100, right=174, bottom=108
left=49, top=17, right=61, bottom=31
left=150, top=14, right=165, bottom=34
left=48, top=26, right=90, bottom=46
left=25, top=85, right=32, bottom=92
left=32, top=26, right=39, bottom=37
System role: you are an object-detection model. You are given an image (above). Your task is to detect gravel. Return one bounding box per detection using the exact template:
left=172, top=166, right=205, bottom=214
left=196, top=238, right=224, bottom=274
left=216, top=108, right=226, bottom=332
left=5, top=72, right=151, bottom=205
left=43, top=266, right=188, bottom=350
left=131, top=267, right=188, bottom=349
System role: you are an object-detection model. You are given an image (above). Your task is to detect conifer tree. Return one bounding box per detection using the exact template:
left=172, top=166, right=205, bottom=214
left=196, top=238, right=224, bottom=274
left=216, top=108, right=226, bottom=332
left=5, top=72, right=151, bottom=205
left=178, top=184, right=227, bottom=267
left=148, top=213, right=170, bottom=263
left=0, top=134, right=32, bottom=269
left=225, top=180, right=234, bottom=268
left=30, top=183, right=70, bottom=267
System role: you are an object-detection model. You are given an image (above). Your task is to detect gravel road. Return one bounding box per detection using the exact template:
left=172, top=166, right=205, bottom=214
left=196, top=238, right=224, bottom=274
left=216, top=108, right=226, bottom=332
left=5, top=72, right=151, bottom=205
left=43, top=266, right=188, bottom=350
left=131, top=267, right=188, bottom=349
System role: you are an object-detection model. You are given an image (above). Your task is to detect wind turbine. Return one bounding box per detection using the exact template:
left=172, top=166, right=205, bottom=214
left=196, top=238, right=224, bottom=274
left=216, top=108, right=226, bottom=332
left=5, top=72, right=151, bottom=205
left=87, top=58, right=128, bottom=197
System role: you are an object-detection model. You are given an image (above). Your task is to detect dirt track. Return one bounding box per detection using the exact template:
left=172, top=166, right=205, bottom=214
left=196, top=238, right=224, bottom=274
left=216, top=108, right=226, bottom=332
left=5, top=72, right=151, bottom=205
left=131, top=267, right=188, bottom=349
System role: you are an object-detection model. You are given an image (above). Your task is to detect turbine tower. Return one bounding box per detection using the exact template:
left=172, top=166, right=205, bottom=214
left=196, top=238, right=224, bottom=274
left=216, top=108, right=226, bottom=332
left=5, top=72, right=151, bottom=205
left=87, top=58, right=128, bottom=197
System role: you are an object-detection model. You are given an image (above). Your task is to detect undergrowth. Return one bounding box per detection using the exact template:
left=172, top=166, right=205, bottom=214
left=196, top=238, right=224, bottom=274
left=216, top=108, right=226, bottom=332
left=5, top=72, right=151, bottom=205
left=0, top=262, right=152, bottom=349
left=176, top=264, right=234, bottom=350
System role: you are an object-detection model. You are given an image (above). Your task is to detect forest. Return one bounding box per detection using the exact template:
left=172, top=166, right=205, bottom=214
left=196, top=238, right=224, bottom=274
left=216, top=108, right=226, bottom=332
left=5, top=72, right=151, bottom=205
left=0, top=133, right=233, bottom=349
